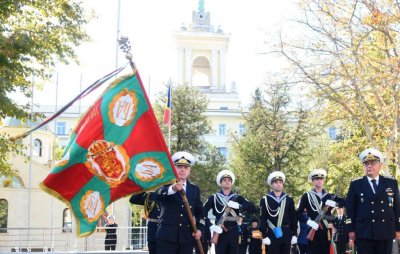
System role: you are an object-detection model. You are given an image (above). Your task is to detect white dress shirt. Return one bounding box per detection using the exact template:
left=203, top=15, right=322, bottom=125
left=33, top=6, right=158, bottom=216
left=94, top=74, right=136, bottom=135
left=367, top=176, right=379, bottom=193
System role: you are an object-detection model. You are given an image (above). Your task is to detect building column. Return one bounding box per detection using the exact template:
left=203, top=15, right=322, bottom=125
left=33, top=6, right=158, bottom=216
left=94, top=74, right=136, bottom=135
left=184, top=49, right=192, bottom=85
left=177, top=48, right=184, bottom=84
left=211, top=49, right=218, bottom=87
left=219, top=49, right=226, bottom=90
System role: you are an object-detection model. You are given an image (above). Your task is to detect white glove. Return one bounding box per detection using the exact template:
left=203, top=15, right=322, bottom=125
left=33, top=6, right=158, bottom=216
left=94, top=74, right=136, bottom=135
left=210, top=225, right=223, bottom=234
left=291, top=236, right=297, bottom=245
left=262, top=237, right=271, bottom=245
left=227, top=200, right=240, bottom=209
left=307, top=219, right=319, bottom=230
left=325, top=199, right=337, bottom=208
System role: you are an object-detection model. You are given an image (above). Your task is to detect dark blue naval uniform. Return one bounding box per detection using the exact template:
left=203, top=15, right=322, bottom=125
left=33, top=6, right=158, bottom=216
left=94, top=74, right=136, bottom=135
left=333, top=214, right=348, bottom=254
left=260, top=192, right=297, bottom=254
left=249, top=225, right=262, bottom=254
left=297, top=189, right=344, bottom=254
left=238, top=222, right=249, bottom=254
left=345, top=175, right=400, bottom=254
left=129, top=192, right=160, bottom=254
left=155, top=181, right=204, bottom=254
left=203, top=191, right=257, bottom=254
left=195, top=218, right=211, bottom=254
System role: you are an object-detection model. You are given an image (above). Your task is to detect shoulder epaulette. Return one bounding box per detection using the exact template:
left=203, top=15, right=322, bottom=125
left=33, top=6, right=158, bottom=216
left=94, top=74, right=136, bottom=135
left=352, top=177, right=363, bottom=182
left=383, top=175, right=396, bottom=180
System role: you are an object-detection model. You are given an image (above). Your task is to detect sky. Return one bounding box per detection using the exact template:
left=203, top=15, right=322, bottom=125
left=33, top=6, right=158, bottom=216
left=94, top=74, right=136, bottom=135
left=33, top=0, right=299, bottom=109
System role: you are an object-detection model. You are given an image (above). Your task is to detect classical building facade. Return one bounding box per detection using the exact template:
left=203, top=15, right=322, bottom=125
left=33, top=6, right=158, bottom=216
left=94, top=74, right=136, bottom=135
left=0, top=119, right=133, bottom=252
left=174, top=1, right=246, bottom=159
left=0, top=1, right=247, bottom=251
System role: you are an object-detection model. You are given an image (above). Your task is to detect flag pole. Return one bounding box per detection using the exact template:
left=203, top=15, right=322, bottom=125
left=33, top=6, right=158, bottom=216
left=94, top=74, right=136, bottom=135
left=118, top=36, right=136, bottom=73
left=117, top=37, right=204, bottom=254
left=168, top=79, right=172, bottom=151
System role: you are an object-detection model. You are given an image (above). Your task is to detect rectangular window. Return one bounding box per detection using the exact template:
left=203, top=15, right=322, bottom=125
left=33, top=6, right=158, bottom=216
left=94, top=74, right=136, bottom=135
left=56, top=122, right=66, bottom=135
left=218, top=123, right=226, bottom=136
left=239, top=123, right=246, bottom=135
left=218, top=147, right=228, bottom=159
left=328, top=127, right=337, bottom=140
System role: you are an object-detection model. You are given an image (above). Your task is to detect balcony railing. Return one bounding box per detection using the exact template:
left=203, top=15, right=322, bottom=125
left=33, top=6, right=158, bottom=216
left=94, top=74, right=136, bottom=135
left=0, top=226, right=148, bottom=253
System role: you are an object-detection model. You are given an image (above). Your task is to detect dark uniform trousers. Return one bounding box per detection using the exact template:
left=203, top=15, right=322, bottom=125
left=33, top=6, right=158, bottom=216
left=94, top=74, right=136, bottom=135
left=195, top=218, right=211, bottom=254
left=203, top=191, right=257, bottom=254
left=155, top=182, right=204, bottom=254
left=129, top=192, right=160, bottom=254
left=248, top=227, right=262, bottom=254
left=259, top=193, right=298, bottom=254
left=297, top=190, right=344, bottom=254
left=237, top=223, right=249, bottom=254
left=333, top=216, right=348, bottom=254
left=346, top=176, right=400, bottom=254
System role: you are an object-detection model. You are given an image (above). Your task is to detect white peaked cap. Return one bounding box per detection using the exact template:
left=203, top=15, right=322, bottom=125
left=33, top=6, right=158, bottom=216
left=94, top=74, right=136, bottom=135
left=216, top=170, right=235, bottom=187
left=267, top=171, right=286, bottom=186
left=308, top=169, right=327, bottom=182
left=359, top=148, right=384, bottom=163
left=172, top=151, right=195, bottom=166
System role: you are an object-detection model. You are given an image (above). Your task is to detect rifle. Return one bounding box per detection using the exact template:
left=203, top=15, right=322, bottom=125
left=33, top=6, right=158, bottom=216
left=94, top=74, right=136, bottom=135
left=210, top=206, right=231, bottom=245
left=211, top=191, right=240, bottom=245
left=307, top=200, right=336, bottom=241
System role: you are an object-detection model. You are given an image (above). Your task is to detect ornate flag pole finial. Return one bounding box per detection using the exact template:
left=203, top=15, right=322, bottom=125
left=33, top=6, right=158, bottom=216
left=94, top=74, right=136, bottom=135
left=118, top=36, right=136, bottom=73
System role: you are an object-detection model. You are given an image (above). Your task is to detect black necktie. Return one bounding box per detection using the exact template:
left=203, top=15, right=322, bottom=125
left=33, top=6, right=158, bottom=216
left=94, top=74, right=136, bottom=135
left=371, top=179, right=378, bottom=193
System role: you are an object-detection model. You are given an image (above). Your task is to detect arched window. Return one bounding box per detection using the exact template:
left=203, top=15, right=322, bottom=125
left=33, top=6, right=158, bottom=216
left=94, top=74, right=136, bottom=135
left=62, top=208, right=72, bottom=232
left=33, top=139, right=42, bottom=157
left=0, top=199, right=8, bottom=233
left=191, top=56, right=211, bottom=86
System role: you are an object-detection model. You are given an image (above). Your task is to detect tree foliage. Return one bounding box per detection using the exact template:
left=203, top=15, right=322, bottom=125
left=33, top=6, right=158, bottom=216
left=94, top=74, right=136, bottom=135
left=0, top=0, right=91, bottom=176
left=153, top=84, right=226, bottom=199
left=231, top=78, right=320, bottom=203
left=274, top=0, right=400, bottom=175
left=154, top=85, right=212, bottom=153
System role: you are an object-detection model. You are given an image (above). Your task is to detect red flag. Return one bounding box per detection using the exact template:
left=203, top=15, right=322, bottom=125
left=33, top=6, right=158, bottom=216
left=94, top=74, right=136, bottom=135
left=163, top=84, right=172, bottom=126
left=40, top=71, right=177, bottom=237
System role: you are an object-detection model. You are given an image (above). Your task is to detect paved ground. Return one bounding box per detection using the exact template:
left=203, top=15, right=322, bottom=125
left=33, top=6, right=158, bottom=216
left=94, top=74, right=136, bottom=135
left=3, top=251, right=149, bottom=254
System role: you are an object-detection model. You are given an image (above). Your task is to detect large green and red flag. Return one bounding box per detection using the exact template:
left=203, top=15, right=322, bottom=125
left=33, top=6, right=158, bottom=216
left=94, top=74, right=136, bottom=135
left=40, top=71, right=177, bottom=237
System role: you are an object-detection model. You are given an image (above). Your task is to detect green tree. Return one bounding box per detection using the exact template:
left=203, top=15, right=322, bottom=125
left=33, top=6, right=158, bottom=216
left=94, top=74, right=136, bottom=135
left=0, top=0, right=91, bottom=176
left=155, top=85, right=212, bottom=152
left=190, top=144, right=226, bottom=200
left=153, top=84, right=226, bottom=198
left=273, top=0, right=400, bottom=175
left=231, top=78, right=321, bottom=203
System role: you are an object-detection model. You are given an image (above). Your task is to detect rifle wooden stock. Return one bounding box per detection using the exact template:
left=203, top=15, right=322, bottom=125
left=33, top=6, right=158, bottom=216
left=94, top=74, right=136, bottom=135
left=211, top=231, right=220, bottom=245
left=307, top=228, right=317, bottom=241
left=262, top=243, right=266, bottom=254
left=307, top=205, right=331, bottom=241
left=179, top=189, right=204, bottom=254
left=211, top=206, right=231, bottom=245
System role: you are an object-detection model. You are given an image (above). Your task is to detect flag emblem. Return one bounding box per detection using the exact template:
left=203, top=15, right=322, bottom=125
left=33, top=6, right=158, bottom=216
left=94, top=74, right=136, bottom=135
left=80, top=190, right=104, bottom=223
left=135, top=158, right=166, bottom=181
left=109, top=89, right=138, bottom=126
left=85, top=140, right=130, bottom=186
